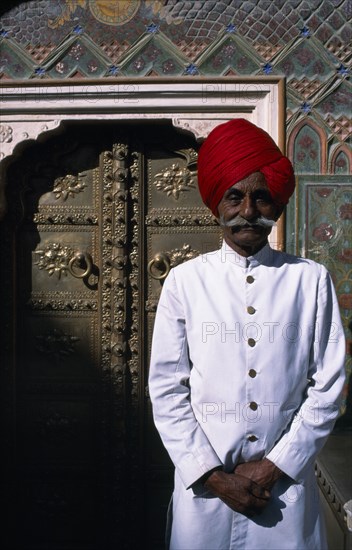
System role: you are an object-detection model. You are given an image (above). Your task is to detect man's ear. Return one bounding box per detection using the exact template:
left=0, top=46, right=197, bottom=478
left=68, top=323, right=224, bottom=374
left=275, top=203, right=285, bottom=220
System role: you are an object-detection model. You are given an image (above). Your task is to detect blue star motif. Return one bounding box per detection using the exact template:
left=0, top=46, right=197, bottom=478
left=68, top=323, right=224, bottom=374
left=300, top=26, right=310, bottom=37
left=225, top=23, right=236, bottom=33
left=300, top=102, right=311, bottom=113
left=108, top=65, right=120, bottom=76
left=337, top=64, right=350, bottom=76
left=73, top=25, right=83, bottom=34
left=0, top=29, right=9, bottom=38
left=34, top=67, right=46, bottom=76
left=146, top=23, right=159, bottom=33
left=185, top=64, right=198, bottom=75
left=262, top=63, right=273, bottom=75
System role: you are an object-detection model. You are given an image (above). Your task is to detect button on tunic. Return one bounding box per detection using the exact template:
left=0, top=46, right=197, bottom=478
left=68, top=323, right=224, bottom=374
left=149, top=241, right=346, bottom=550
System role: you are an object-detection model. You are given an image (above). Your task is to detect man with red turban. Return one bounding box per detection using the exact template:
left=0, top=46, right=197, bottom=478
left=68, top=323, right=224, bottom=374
left=149, top=119, right=345, bottom=549
left=197, top=118, right=295, bottom=217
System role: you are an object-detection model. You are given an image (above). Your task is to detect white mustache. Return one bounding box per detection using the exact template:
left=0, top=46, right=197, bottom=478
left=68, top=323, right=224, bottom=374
left=219, top=215, right=276, bottom=228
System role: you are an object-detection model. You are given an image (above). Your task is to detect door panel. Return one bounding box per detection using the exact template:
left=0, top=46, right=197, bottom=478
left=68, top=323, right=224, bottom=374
left=0, top=123, right=221, bottom=549
left=6, top=130, right=105, bottom=550
left=143, top=135, right=221, bottom=548
left=19, top=312, right=98, bottom=378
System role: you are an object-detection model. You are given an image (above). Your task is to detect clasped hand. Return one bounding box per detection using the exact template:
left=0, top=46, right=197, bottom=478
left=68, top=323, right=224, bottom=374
left=203, top=458, right=282, bottom=517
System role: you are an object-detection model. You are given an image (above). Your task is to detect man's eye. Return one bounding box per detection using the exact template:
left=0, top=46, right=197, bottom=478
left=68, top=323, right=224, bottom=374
left=228, top=195, right=241, bottom=202
left=255, top=195, right=272, bottom=204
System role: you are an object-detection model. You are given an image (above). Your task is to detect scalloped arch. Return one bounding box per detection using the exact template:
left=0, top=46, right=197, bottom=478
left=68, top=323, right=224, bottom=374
left=288, top=119, right=327, bottom=174
left=330, top=144, right=351, bottom=175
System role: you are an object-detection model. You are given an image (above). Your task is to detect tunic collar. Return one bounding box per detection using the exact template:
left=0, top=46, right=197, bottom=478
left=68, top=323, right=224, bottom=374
left=218, top=240, right=273, bottom=267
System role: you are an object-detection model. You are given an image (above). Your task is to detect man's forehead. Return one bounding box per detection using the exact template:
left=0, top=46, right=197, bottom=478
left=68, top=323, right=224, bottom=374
left=226, top=173, right=270, bottom=193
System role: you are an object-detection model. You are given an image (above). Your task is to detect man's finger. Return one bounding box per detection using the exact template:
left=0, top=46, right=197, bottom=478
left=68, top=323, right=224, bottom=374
left=249, top=483, right=271, bottom=500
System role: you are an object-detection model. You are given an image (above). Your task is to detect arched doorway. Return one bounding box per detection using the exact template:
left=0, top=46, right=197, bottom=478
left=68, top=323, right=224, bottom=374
left=0, top=120, right=221, bottom=549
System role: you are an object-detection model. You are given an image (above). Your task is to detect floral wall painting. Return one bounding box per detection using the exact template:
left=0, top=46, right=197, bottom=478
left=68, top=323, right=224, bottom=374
left=293, top=123, right=322, bottom=174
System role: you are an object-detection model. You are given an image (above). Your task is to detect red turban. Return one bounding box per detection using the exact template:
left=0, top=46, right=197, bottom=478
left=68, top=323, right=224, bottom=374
left=197, top=118, right=295, bottom=216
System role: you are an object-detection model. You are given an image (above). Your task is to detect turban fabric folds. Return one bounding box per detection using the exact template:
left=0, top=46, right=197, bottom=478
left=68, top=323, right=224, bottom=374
left=197, top=118, right=295, bottom=216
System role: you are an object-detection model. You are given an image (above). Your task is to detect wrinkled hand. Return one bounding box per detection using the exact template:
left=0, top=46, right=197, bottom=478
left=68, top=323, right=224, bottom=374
left=234, top=458, right=283, bottom=491
left=204, top=470, right=270, bottom=517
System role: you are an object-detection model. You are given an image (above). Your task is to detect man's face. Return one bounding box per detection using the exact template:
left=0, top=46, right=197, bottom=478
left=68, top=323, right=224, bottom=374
left=217, top=172, right=283, bottom=256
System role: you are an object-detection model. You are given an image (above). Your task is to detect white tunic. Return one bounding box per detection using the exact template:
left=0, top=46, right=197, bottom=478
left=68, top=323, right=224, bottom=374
left=149, top=242, right=346, bottom=550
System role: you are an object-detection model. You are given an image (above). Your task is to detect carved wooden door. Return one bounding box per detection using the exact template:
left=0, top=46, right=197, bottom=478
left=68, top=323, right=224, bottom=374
left=0, top=122, right=221, bottom=550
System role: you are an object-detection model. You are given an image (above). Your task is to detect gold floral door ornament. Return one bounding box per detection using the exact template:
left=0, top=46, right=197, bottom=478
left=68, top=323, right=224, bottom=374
left=147, top=244, right=200, bottom=280
left=34, top=243, right=94, bottom=279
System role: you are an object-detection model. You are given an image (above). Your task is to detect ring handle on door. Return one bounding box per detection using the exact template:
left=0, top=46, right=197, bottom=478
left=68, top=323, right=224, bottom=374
left=147, top=252, right=171, bottom=280
left=68, top=251, right=93, bottom=279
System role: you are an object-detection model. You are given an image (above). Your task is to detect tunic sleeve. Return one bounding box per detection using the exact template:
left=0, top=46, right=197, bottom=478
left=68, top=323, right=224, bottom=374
left=266, top=266, right=346, bottom=483
left=148, top=269, right=223, bottom=489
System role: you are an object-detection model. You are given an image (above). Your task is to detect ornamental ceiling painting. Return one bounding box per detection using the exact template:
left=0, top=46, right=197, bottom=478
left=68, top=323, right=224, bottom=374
left=0, top=1, right=351, bottom=78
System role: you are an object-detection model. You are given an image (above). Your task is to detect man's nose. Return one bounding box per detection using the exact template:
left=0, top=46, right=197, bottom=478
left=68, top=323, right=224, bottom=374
left=240, top=195, right=258, bottom=220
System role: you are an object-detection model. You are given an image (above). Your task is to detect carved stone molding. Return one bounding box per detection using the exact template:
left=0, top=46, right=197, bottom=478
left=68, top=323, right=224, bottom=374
left=0, top=124, right=13, bottom=143
left=0, top=119, right=61, bottom=161
left=172, top=116, right=247, bottom=140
